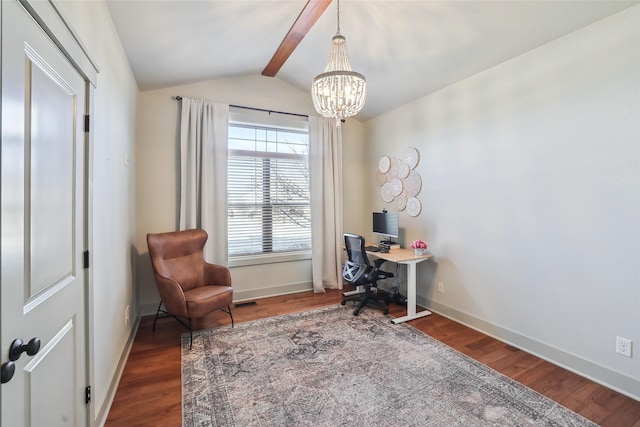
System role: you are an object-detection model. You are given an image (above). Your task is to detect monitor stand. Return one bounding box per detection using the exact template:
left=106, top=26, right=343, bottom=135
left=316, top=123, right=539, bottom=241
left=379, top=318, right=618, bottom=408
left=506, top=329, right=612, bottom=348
left=379, top=240, right=400, bottom=249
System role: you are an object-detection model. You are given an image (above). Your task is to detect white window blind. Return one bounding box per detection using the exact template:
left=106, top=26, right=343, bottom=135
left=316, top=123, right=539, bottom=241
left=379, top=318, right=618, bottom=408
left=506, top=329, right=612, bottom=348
left=228, top=109, right=310, bottom=257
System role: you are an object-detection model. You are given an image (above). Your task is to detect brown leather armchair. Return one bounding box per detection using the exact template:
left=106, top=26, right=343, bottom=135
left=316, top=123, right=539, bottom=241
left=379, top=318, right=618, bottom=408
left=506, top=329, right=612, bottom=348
left=147, top=229, right=233, bottom=349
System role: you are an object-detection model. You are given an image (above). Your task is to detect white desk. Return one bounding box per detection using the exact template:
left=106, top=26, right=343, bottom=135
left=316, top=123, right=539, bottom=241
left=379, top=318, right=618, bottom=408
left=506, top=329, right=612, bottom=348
left=366, top=248, right=433, bottom=324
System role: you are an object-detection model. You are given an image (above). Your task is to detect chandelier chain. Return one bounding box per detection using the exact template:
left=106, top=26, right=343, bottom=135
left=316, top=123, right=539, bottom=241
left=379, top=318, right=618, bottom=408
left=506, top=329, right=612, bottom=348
left=336, top=0, right=340, bottom=35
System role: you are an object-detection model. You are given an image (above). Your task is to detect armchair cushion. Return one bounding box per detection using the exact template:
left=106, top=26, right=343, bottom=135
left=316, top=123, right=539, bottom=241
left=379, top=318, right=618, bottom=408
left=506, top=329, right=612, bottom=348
left=185, top=285, right=233, bottom=319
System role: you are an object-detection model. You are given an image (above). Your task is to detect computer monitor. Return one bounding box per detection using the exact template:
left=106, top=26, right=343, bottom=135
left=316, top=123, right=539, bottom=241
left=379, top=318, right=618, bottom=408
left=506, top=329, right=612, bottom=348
left=372, top=211, right=399, bottom=243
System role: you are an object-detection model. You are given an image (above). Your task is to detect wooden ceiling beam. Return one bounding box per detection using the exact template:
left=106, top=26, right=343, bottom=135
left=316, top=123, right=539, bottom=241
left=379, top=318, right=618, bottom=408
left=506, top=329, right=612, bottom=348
left=262, top=0, right=332, bottom=77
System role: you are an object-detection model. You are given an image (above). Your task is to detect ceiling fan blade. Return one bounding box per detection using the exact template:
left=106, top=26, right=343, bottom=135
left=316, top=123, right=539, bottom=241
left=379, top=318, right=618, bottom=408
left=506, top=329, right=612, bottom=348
left=262, top=0, right=333, bottom=77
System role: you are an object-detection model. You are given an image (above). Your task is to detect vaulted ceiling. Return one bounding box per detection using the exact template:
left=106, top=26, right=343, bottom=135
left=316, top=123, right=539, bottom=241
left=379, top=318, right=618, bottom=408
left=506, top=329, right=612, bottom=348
left=105, top=0, right=637, bottom=121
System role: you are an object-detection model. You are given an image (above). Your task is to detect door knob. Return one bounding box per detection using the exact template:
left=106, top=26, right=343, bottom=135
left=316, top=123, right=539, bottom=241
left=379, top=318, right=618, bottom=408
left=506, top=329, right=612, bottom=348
left=1, top=361, right=15, bottom=384
left=1, top=337, right=41, bottom=385
left=9, top=337, right=41, bottom=361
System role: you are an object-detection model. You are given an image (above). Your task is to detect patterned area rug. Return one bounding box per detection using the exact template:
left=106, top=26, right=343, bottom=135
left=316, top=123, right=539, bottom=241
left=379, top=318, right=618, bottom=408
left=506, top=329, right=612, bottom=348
left=182, top=305, right=596, bottom=427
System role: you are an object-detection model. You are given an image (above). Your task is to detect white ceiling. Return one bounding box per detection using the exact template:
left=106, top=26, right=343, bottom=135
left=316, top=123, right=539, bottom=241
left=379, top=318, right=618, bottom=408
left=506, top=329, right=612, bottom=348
left=105, top=0, right=637, bottom=121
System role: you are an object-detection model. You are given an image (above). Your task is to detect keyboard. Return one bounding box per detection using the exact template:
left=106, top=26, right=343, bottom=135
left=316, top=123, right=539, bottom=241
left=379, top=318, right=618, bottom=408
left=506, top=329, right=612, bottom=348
left=365, top=245, right=380, bottom=252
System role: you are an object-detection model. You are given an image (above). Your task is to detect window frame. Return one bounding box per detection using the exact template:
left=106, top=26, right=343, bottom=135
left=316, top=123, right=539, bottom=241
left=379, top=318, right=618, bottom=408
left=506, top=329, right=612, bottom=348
left=227, top=117, right=311, bottom=264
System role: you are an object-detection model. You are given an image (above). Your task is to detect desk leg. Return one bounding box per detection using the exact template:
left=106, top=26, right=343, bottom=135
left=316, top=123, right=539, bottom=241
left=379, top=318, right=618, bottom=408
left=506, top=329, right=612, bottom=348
left=391, top=261, right=431, bottom=324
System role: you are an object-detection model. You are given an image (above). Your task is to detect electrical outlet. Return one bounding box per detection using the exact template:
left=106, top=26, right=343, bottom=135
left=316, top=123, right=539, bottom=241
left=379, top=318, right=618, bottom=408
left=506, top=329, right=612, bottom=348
left=616, top=336, right=632, bottom=357
left=437, top=282, right=445, bottom=293
left=124, top=305, right=130, bottom=325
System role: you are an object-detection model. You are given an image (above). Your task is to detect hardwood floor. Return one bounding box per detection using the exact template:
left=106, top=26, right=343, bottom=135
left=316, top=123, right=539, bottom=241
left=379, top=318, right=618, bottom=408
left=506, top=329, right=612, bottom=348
left=105, top=290, right=640, bottom=426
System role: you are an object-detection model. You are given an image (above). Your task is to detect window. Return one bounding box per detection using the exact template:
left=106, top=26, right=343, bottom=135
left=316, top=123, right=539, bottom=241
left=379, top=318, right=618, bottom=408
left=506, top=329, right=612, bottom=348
left=228, top=110, right=310, bottom=257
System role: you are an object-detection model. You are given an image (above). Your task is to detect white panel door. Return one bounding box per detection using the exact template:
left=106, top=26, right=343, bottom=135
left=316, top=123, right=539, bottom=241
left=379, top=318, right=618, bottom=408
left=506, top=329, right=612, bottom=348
left=1, top=1, right=88, bottom=425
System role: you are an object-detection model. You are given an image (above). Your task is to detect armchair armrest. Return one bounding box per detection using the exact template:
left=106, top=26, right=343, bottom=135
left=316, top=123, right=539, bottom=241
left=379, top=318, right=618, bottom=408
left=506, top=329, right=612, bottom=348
left=203, top=262, right=232, bottom=287
left=154, top=274, right=188, bottom=317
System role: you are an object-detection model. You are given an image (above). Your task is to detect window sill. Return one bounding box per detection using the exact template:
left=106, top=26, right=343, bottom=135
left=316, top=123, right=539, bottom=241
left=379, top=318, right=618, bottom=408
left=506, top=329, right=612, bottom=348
left=228, top=251, right=312, bottom=268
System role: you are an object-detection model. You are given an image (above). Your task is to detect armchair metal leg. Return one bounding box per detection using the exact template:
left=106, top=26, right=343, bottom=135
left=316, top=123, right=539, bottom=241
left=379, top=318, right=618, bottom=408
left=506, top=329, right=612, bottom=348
left=153, top=302, right=233, bottom=350
left=152, top=300, right=163, bottom=332
left=222, top=305, right=234, bottom=328
left=187, top=306, right=233, bottom=350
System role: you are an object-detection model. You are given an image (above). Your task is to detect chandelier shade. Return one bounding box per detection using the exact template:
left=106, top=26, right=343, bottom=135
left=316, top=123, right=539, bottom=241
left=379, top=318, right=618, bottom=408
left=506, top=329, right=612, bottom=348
left=311, top=2, right=366, bottom=126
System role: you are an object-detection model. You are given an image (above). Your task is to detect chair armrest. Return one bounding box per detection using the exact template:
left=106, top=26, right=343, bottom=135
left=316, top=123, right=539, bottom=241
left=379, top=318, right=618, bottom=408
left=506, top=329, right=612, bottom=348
left=371, top=259, right=394, bottom=280
left=372, top=258, right=389, bottom=269
left=203, top=262, right=232, bottom=287
left=154, top=274, right=188, bottom=318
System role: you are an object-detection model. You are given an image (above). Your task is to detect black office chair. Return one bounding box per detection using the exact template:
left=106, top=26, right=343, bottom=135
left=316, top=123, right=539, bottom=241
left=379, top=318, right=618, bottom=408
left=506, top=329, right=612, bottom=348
left=341, top=233, right=394, bottom=316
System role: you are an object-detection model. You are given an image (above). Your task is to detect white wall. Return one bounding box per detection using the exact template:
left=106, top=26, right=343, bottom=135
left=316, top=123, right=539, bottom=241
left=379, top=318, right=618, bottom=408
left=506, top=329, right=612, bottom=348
left=341, top=119, right=369, bottom=235
left=135, top=76, right=366, bottom=311
left=365, top=6, right=640, bottom=399
left=53, top=1, right=139, bottom=424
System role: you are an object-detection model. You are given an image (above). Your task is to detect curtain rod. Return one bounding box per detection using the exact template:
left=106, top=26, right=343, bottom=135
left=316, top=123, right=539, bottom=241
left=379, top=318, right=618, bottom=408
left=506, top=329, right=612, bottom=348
left=174, top=96, right=308, bottom=118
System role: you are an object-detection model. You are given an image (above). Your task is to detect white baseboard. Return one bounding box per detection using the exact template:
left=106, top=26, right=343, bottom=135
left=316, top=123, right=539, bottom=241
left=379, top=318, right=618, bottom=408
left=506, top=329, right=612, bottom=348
left=138, top=282, right=314, bottom=316
left=232, top=282, right=313, bottom=304
left=93, top=317, right=140, bottom=426
left=423, top=297, right=640, bottom=401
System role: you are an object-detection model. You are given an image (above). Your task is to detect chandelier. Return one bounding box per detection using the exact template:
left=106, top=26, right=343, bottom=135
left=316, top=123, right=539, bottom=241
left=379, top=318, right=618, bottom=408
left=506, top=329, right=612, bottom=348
left=311, top=0, right=366, bottom=127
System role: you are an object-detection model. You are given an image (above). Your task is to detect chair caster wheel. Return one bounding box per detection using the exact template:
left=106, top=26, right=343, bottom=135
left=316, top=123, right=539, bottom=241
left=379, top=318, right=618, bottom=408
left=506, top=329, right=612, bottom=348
left=341, top=300, right=346, bottom=306
left=353, top=309, right=360, bottom=316
left=383, top=308, right=389, bottom=315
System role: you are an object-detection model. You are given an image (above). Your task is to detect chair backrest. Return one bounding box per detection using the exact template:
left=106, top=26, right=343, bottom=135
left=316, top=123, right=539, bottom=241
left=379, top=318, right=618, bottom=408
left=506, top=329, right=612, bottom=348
left=344, top=233, right=371, bottom=267
left=147, top=229, right=209, bottom=292
left=343, top=233, right=371, bottom=284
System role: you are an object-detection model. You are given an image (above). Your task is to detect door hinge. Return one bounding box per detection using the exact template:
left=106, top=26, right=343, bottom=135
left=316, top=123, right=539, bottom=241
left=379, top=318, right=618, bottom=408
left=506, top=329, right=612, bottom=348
left=84, top=115, right=90, bottom=132
left=83, top=250, right=90, bottom=269
left=85, top=385, right=91, bottom=404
